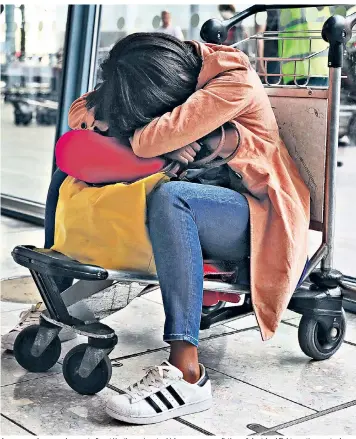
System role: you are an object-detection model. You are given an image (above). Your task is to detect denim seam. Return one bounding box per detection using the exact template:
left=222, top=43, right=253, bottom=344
left=185, top=202, right=204, bottom=345
left=164, top=333, right=199, bottom=345
left=182, top=199, right=196, bottom=341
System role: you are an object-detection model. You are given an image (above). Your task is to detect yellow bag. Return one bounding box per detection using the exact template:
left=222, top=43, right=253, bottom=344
left=52, top=173, right=169, bottom=273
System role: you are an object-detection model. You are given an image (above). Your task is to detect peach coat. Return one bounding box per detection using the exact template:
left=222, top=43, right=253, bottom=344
left=67, top=41, right=310, bottom=341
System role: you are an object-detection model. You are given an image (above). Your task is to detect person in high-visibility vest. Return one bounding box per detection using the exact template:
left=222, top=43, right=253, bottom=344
left=278, top=6, right=331, bottom=86
left=255, top=9, right=281, bottom=85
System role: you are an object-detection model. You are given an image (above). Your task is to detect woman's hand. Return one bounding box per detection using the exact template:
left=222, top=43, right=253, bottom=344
left=164, top=142, right=201, bottom=165
left=94, top=119, right=109, bottom=132
left=87, top=107, right=109, bottom=132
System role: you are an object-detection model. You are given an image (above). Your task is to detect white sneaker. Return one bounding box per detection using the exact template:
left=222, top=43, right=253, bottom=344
left=1, top=302, right=76, bottom=351
left=106, top=361, right=212, bottom=425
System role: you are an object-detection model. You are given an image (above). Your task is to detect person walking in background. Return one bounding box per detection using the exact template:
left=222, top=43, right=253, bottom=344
left=218, top=4, right=249, bottom=54
left=155, top=10, right=184, bottom=40
left=255, top=8, right=281, bottom=84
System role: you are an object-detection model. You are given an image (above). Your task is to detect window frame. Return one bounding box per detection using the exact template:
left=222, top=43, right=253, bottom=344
left=1, top=4, right=101, bottom=224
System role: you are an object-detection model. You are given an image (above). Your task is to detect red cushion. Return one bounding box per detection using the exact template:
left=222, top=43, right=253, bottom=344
left=203, top=291, right=241, bottom=306
left=202, top=263, right=241, bottom=305
left=55, top=130, right=166, bottom=184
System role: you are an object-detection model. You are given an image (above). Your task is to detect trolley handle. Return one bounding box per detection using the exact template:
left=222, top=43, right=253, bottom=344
left=322, top=12, right=356, bottom=68
left=200, top=4, right=326, bottom=44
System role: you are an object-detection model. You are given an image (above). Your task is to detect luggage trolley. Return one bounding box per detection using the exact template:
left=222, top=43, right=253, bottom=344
left=11, top=6, right=356, bottom=395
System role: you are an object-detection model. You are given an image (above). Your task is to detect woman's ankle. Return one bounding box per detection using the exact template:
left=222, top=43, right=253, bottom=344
left=169, top=341, right=201, bottom=384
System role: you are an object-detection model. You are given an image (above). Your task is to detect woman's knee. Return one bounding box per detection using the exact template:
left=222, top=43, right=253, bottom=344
left=147, top=182, right=188, bottom=224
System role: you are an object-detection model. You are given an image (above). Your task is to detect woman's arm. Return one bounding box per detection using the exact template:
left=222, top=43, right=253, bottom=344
left=164, top=125, right=239, bottom=165
left=131, top=71, right=253, bottom=158
left=68, top=92, right=95, bottom=130
left=68, top=92, right=108, bottom=132
left=199, top=124, right=240, bottom=158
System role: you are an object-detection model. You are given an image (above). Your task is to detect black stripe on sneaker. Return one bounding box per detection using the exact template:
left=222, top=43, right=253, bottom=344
left=156, top=391, right=173, bottom=410
left=145, top=396, right=162, bottom=413
left=166, top=385, right=185, bottom=406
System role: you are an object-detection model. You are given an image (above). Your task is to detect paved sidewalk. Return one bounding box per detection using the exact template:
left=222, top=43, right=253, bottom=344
left=1, top=293, right=356, bottom=435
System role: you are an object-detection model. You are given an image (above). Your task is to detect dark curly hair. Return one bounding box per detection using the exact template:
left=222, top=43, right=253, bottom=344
left=86, top=32, right=202, bottom=139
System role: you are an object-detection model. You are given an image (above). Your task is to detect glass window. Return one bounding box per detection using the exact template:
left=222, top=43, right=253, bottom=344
left=95, top=4, right=253, bottom=81
left=0, top=4, right=68, bottom=204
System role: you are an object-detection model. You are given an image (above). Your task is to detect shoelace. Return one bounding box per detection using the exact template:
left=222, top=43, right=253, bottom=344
left=125, top=365, right=181, bottom=400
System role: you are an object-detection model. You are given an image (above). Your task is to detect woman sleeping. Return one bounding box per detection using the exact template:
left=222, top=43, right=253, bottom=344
left=43, top=33, right=310, bottom=425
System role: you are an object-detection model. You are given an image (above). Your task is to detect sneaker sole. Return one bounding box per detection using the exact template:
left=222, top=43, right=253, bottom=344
left=106, top=397, right=212, bottom=425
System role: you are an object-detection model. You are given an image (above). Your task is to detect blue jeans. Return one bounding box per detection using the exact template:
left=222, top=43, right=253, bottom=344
left=45, top=173, right=250, bottom=346
left=147, top=181, right=250, bottom=347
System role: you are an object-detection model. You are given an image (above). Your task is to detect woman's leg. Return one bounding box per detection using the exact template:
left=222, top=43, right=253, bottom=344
left=106, top=181, right=249, bottom=424
left=147, top=181, right=250, bottom=383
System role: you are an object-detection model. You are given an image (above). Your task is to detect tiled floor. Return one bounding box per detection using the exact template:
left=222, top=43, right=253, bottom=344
left=1, top=148, right=356, bottom=435
left=1, top=216, right=44, bottom=281
left=1, top=291, right=356, bottom=435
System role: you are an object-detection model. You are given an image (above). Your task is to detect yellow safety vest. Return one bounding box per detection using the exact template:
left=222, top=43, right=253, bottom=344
left=279, top=7, right=331, bottom=84
left=346, top=6, right=356, bottom=17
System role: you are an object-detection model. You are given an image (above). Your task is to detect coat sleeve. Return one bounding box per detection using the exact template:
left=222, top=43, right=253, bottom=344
left=68, top=92, right=95, bottom=130
left=131, top=71, right=254, bottom=158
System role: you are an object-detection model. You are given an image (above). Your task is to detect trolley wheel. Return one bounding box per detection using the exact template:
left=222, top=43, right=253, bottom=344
left=36, top=114, right=45, bottom=125
left=14, top=324, right=61, bottom=372
left=14, top=113, right=22, bottom=125
left=298, top=309, right=346, bottom=360
left=62, top=344, right=112, bottom=395
left=23, top=115, right=32, bottom=125
left=202, top=301, right=226, bottom=315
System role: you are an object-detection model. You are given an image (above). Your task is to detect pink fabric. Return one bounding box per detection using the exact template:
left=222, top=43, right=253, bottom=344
left=55, top=130, right=165, bottom=184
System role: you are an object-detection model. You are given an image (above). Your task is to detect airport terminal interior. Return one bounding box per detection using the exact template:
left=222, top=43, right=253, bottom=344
left=1, top=4, right=356, bottom=436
